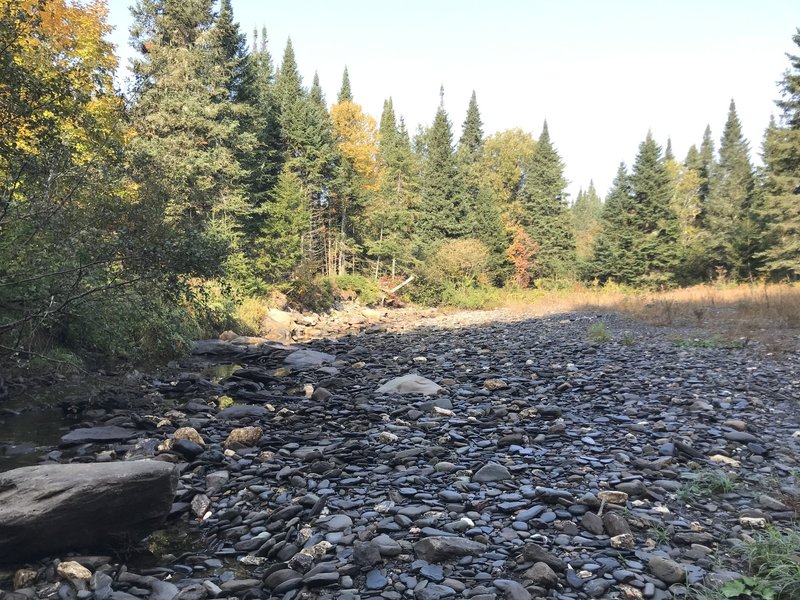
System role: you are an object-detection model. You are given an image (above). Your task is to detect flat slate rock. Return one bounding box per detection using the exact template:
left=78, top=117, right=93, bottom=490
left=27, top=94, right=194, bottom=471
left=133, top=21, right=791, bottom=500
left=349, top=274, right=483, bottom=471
left=61, top=426, right=137, bottom=444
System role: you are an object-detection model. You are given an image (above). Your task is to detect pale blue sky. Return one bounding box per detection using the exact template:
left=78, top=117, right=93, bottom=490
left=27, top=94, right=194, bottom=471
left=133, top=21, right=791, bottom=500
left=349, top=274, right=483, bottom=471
left=106, top=0, right=798, bottom=199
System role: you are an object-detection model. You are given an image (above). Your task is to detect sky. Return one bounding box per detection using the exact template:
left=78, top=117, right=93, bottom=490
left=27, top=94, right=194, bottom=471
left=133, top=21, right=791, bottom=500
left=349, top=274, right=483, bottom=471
left=105, top=0, right=799, bottom=200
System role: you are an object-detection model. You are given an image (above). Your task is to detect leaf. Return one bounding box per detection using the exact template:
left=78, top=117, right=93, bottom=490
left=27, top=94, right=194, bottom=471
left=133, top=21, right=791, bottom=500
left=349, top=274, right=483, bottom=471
left=721, top=579, right=747, bottom=598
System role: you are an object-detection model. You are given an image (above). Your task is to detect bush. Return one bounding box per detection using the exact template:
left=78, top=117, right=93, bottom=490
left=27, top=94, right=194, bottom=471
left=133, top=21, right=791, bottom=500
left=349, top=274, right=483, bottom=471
left=235, top=297, right=270, bottom=336
left=441, top=284, right=501, bottom=309
left=287, top=276, right=334, bottom=313
left=333, top=274, right=381, bottom=305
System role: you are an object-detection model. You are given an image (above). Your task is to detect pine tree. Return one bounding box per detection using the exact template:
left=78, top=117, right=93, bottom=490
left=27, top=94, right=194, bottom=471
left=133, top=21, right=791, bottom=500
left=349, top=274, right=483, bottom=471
left=760, top=28, right=800, bottom=278
left=273, top=38, right=303, bottom=123
left=704, top=100, right=759, bottom=278
left=309, top=72, right=325, bottom=109
left=517, top=121, right=576, bottom=279
left=664, top=137, right=675, bottom=161
left=338, top=66, right=353, bottom=103
left=417, top=88, right=465, bottom=245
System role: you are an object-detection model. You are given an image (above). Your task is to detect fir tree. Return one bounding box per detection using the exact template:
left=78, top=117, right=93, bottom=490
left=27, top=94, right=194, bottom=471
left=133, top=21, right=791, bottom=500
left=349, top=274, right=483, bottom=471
left=705, top=100, right=758, bottom=278
left=760, top=29, right=800, bottom=278
left=338, top=66, right=353, bottom=102
left=517, top=121, right=576, bottom=279
left=273, top=38, right=303, bottom=123
left=417, top=88, right=465, bottom=244
left=210, top=0, right=247, bottom=98
left=664, top=137, right=675, bottom=161
left=589, top=164, right=636, bottom=283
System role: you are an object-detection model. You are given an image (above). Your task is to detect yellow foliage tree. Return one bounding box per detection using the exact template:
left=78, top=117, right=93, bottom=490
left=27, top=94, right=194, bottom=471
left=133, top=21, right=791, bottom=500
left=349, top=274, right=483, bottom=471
left=330, top=100, right=381, bottom=191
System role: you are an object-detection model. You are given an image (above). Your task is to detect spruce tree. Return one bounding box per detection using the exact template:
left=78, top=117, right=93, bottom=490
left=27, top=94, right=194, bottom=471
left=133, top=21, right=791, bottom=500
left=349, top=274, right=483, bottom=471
left=572, top=180, right=603, bottom=260
left=697, top=125, right=716, bottom=206
left=517, top=121, right=576, bottom=279
left=457, top=91, right=483, bottom=164
left=417, top=88, right=465, bottom=245
left=704, top=100, right=758, bottom=278
left=210, top=0, right=247, bottom=98
left=760, top=28, right=800, bottom=278
left=338, top=66, right=353, bottom=102
left=128, top=0, right=253, bottom=281
left=589, top=164, right=636, bottom=283
left=590, top=134, right=680, bottom=286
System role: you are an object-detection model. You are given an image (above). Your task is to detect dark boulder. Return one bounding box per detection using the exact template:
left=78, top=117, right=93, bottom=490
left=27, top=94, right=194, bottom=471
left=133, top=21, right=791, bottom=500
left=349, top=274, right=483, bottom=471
left=0, top=460, right=177, bottom=563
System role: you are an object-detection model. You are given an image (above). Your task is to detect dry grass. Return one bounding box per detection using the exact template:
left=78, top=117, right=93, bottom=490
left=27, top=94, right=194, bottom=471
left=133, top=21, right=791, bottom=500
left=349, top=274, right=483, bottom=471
left=496, top=282, right=800, bottom=354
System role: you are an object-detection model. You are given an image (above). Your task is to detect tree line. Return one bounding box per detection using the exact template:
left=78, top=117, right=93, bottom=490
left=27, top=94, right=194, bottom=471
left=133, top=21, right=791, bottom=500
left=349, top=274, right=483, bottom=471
left=1, top=0, right=799, bottom=364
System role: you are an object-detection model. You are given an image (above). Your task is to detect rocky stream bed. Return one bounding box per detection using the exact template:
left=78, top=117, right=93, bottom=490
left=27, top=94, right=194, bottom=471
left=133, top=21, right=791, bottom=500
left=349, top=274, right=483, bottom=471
left=1, top=307, right=799, bottom=600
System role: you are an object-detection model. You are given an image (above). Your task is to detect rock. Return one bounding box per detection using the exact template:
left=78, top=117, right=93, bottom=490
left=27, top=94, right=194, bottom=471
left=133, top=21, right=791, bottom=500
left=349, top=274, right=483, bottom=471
left=413, top=536, right=486, bottom=562
left=0, top=461, right=177, bottom=563
left=740, top=516, right=768, bottom=528
left=610, top=533, right=636, bottom=549
left=597, top=490, right=628, bottom=505
left=649, top=556, right=687, bottom=584
left=57, top=561, right=91, bottom=581
left=61, top=426, right=137, bottom=445
left=217, top=405, right=267, bottom=420
left=483, top=379, right=509, bottom=391
left=582, top=512, right=604, bottom=535
left=723, top=419, right=748, bottom=431
left=258, top=317, right=292, bottom=343
left=710, top=454, right=741, bottom=467
left=354, top=541, right=382, bottom=567
left=521, top=544, right=566, bottom=571
left=284, top=349, right=336, bottom=369
left=376, top=374, right=443, bottom=395
left=191, top=493, right=211, bottom=518
left=473, top=462, right=512, bottom=482
left=218, top=330, right=238, bottom=341
left=615, top=479, right=646, bottom=496
left=224, top=426, right=263, bottom=449
left=366, top=569, right=388, bottom=589
left=524, top=562, right=559, bottom=588
left=602, top=512, right=632, bottom=537
left=14, top=569, right=37, bottom=590
left=171, top=439, right=204, bottom=459
left=173, top=427, right=205, bottom=446
left=268, top=308, right=295, bottom=328
left=264, top=569, right=303, bottom=591
left=494, top=579, right=531, bottom=600
left=758, top=494, right=790, bottom=511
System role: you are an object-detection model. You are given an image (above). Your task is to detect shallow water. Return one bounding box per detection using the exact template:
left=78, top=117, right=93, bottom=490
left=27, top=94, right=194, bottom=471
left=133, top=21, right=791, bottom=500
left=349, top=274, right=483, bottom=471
left=0, top=383, right=86, bottom=471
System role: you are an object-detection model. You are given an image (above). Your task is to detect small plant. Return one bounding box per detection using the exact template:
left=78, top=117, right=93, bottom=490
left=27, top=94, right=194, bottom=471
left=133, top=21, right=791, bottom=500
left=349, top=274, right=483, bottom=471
left=672, top=336, right=744, bottom=349
left=218, top=395, right=235, bottom=409
left=742, top=527, right=800, bottom=599
left=622, top=333, right=636, bottom=346
left=587, top=321, right=611, bottom=342
left=648, top=522, right=672, bottom=546
left=678, top=470, right=738, bottom=503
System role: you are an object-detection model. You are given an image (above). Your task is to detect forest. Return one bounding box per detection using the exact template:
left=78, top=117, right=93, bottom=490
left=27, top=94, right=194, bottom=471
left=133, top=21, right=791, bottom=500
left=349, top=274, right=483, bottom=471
left=1, top=0, right=799, bottom=367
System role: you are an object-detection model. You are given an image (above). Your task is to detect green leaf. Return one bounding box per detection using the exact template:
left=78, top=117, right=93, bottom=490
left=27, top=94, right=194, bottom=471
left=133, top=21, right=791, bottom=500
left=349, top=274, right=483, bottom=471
left=721, top=579, right=747, bottom=598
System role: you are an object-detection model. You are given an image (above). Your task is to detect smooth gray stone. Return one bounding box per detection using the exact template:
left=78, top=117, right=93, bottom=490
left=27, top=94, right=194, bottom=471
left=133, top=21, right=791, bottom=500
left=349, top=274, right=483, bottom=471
left=0, top=461, right=177, bottom=563
left=61, top=426, right=136, bottom=444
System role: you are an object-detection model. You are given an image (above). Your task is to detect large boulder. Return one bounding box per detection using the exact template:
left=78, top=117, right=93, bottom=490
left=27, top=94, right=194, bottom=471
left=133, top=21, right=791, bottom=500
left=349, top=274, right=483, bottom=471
left=0, top=460, right=178, bottom=564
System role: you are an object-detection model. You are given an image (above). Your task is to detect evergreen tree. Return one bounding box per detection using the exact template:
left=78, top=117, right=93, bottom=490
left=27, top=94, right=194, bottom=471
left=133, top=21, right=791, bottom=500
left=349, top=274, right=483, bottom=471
left=572, top=180, right=603, bottom=260
left=704, top=100, right=759, bottom=278
left=128, top=0, right=254, bottom=282
left=697, top=125, right=716, bottom=206
left=760, top=29, right=800, bottom=278
left=685, top=145, right=701, bottom=170
left=367, top=100, right=417, bottom=276
left=590, top=134, right=680, bottom=286
left=589, top=164, right=636, bottom=283
left=517, top=121, right=576, bottom=279
left=338, top=66, right=353, bottom=102
left=664, top=137, right=675, bottom=161
left=417, top=88, right=465, bottom=244
left=210, top=0, right=247, bottom=98
left=309, top=72, right=325, bottom=109
left=273, top=38, right=303, bottom=123
left=457, top=91, right=483, bottom=164
left=253, top=166, right=309, bottom=283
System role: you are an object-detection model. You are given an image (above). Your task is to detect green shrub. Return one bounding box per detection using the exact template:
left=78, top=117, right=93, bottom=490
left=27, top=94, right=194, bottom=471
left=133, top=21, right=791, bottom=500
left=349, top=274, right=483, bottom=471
left=333, top=274, right=381, bottom=305
left=235, top=297, right=270, bottom=335
left=287, top=276, right=334, bottom=313
left=441, top=284, right=501, bottom=309
left=587, top=321, right=611, bottom=342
